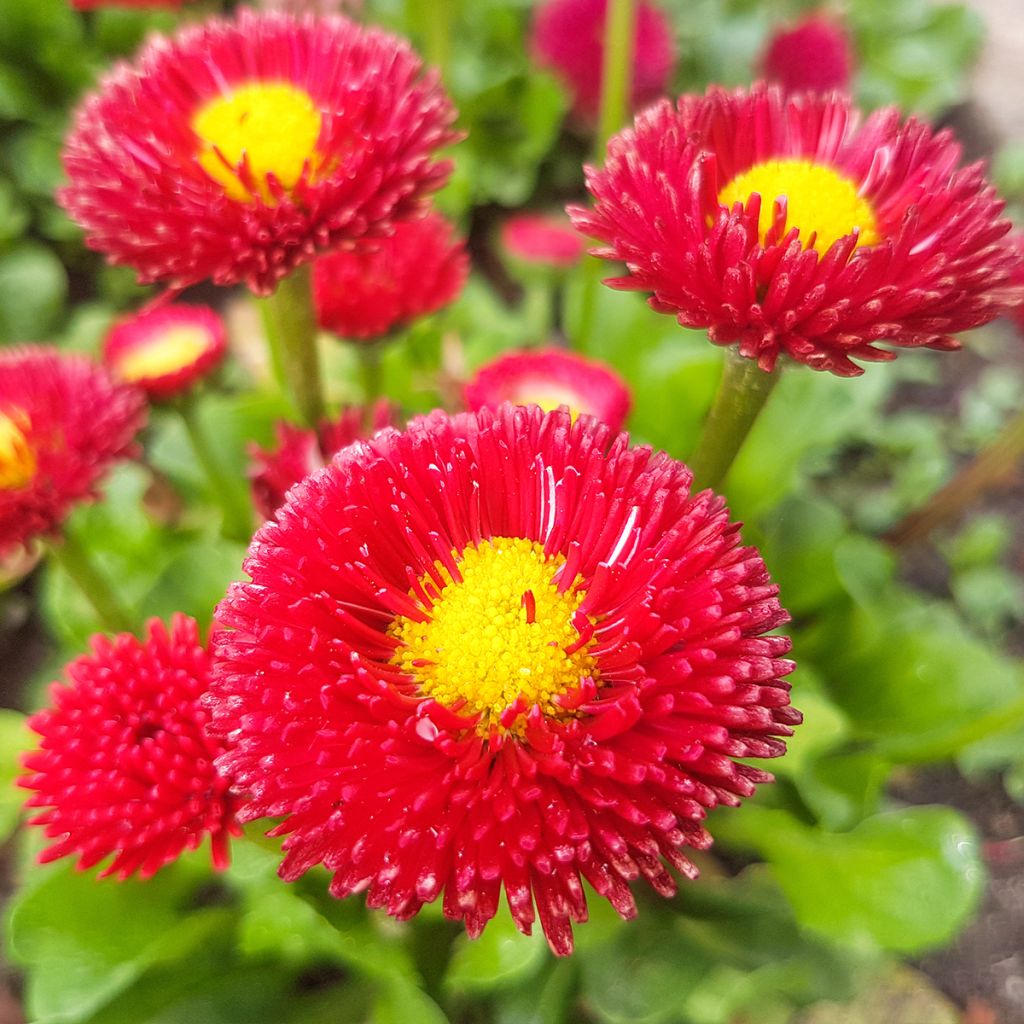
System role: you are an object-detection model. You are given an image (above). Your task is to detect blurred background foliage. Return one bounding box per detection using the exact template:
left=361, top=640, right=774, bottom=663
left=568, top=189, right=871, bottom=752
left=2, top=0, right=1023, bottom=1022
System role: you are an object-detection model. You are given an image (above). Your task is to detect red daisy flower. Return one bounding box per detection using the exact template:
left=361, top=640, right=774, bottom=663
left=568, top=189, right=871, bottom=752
left=249, top=402, right=396, bottom=520
left=501, top=213, right=586, bottom=270
left=465, top=349, right=631, bottom=432
left=762, top=16, right=853, bottom=95
left=0, top=347, right=145, bottom=554
left=21, top=614, right=240, bottom=879
left=60, top=10, right=459, bottom=296
left=570, top=85, right=1024, bottom=376
left=313, top=212, right=468, bottom=341
left=209, top=404, right=797, bottom=955
left=530, top=0, right=676, bottom=121
left=103, top=304, right=227, bottom=399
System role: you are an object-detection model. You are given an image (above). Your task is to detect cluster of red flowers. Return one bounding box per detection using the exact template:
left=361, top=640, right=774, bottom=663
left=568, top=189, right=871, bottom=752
left=16, top=0, right=1024, bottom=963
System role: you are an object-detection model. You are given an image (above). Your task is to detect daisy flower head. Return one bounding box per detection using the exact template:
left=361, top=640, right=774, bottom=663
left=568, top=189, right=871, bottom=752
left=249, top=401, right=396, bottom=520
left=465, top=348, right=631, bottom=432
left=210, top=404, right=798, bottom=955
left=501, top=212, right=586, bottom=271
left=762, top=15, right=853, bottom=95
left=103, top=304, right=227, bottom=399
left=571, top=84, right=1024, bottom=376
left=530, top=0, right=676, bottom=122
left=21, top=615, right=240, bottom=879
left=0, top=347, right=145, bottom=554
left=313, top=212, right=468, bottom=341
left=60, top=9, right=459, bottom=295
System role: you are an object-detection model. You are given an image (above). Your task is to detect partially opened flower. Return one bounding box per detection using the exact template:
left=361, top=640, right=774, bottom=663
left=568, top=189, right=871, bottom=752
left=60, top=10, right=458, bottom=295
left=104, top=304, right=227, bottom=399
left=762, top=15, right=853, bottom=95
left=501, top=213, right=586, bottom=270
left=249, top=401, right=396, bottom=519
left=313, top=212, right=468, bottom=341
left=0, top=347, right=145, bottom=554
left=210, top=404, right=797, bottom=955
left=571, top=85, right=1023, bottom=375
left=531, top=0, right=676, bottom=121
left=21, top=615, right=240, bottom=879
left=465, top=349, right=631, bottom=432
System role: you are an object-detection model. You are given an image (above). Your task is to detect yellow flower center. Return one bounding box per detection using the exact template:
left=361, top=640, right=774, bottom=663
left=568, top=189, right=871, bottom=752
left=717, top=158, right=880, bottom=252
left=192, top=82, right=323, bottom=204
left=115, top=325, right=211, bottom=383
left=390, top=537, right=598, bottom=732
left=515, top=391, right=581, bottom=420
left=0, top=410, right=36, bottom=490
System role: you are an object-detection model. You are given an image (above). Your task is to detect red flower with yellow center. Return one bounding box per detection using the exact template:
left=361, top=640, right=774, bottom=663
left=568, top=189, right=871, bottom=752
left=104, top=304, right=227, bottom=399
left=21, top=615, right=240, bottom=879
left=571, top=85, right=1024, bottom=375
left=60, top=10, right=458, bottom=295
left=0, top=347, right=145, bottom=554
left=313, top=212, right=468, bottom=341
left=209, top=405, right=797, bottom=954
left=249, top=401, right=396, bottom=520
left=465, top=348, right=631, bottom=432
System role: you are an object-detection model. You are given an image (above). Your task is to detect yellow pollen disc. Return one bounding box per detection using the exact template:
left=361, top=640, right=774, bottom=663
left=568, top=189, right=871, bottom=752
left=192, top=82, right=323, bottom=203
left=515, top=392, right=581, bottom=421
left=389, top=537, right=598, bottom=731
left=115, top=325, right=211, bottom=383
left=717, top=158, right=880, bottom=252
left=0, top=410, right=36, bottom=490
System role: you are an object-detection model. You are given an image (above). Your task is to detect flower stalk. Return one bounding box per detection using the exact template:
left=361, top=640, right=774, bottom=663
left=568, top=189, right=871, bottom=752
left=175, top=396, right=252, bottom=543
left=688, top=350, right=780, bottom=491
left=261, top=264, right=325, bottom=427
left=48, top=530, right=134, bottom=634
left=574, top=0, right=637, bottom=352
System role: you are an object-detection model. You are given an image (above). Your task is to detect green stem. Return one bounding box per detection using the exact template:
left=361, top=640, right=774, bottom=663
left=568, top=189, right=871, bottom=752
left=256, top=294, right=287, bottom=393
left=262, top=264, right=324, bottom=427
left=574, top=0, right=636, bottom=351
left=887, top=407, right=1024, bottom=547
left=357, top=342, right=383, bottom=409
left=176, top=398, right=253, bottom=543
left=420, top=0, right=456, bottom=75
left=523, top=277, right=554, bottom=343
left=688, top=349, right=781, bottom=491
left=596, top=0, right=637, bottom=155
left=48, top=531, right=133, bottom=633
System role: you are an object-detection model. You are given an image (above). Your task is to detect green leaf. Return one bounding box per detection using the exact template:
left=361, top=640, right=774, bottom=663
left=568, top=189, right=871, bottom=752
left=445, top=906, right=547, bottom=994
left=0, top=242, right=67, bottom=341
left=760, top=496, right=848, bottom=616
left=0, top=708, right=29, bottom=841
left=370, top=980, right=449, bottom=1024
left=813, top=596, right=1024, bottom=762
left=139, top=541, right=247, bottom=625
left=714, top=806, right=984, bottom=953
left=230, top=843, right=421, bottom=986
left=6, top=858, right=214, bottom=1023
